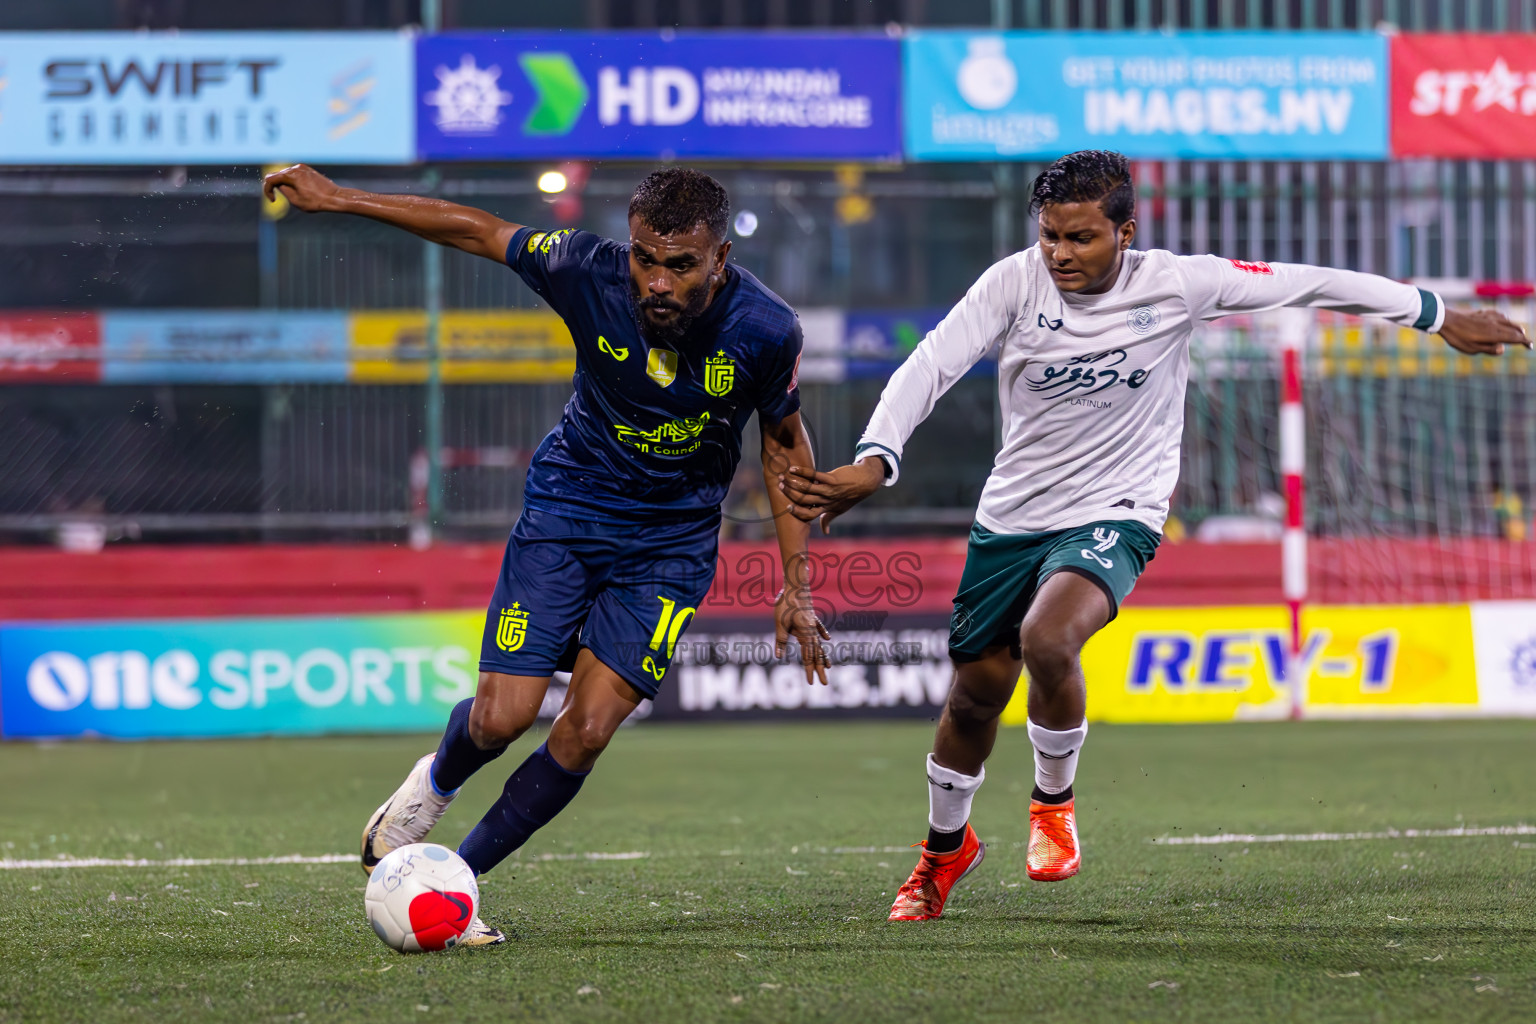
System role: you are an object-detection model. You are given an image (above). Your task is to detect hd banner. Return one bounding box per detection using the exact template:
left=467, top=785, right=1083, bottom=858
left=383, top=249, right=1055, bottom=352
left=416, top=32, right=902, bottom=161
left=903, top=31, right=1388, bottom=160
left=1391, top=33, right=1536, bottom=158
left=0, top=31, right=414, bottom=164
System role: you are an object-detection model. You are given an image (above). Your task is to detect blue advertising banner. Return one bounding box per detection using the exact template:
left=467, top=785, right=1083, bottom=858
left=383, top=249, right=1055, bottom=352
left=101, top=311, right=350, bottom=383
left=417, top=32, right=902, bottom=161
left=903, top=31, right=1388, bottom=160
left=0, top=32, right=414, bottom=164
left=843, top=308, right=996, bottom=379
left=0, top=610, right=950, bottom=737
left=0, top=613, right=480, bottom=739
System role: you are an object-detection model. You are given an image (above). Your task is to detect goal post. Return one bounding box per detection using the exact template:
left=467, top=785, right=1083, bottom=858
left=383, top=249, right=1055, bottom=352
left=1275, top=307, right=1311, bottom=721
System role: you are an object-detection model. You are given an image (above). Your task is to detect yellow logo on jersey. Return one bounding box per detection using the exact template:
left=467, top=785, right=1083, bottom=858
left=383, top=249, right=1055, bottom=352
left=703, top=350, right=735, bottom=397
left=495, top=603, right=529, bottom=652
left=646, top=348, right=678, bottom=387
left=598, top=335, right=628, bottom=361
left=613, top=411, right=710, bottom=456
left=526, top=229, right=571, bottom=254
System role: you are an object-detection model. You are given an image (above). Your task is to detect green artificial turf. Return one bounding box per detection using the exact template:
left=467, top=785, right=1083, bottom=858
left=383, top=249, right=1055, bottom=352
left=1, top=719, right=1533, bottom=1023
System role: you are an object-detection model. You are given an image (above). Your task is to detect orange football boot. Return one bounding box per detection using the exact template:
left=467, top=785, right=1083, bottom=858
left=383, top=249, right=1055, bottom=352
left=1027, top=797, right=1081, bottom=881
left=887, top=823, right=986, bottom=921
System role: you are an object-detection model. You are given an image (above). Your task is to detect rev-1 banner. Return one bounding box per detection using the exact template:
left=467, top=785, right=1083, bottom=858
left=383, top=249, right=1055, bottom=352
left=416, top=32, right=903, bottom=161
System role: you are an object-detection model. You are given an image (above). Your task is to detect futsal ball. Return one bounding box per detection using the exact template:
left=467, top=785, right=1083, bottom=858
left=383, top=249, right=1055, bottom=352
left=363, top=843, right=479, bottom=953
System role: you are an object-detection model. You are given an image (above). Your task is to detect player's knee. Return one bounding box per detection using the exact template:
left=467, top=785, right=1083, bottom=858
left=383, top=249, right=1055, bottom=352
left=548, top=713, right=616, bottom=770
left=945, top=679, right=1009, bottom=727
left=569, top=715, right=616, bottom=759
left=468, top=700, right=532, bottom=750
left=1019, top=626, right=1080, bottom=687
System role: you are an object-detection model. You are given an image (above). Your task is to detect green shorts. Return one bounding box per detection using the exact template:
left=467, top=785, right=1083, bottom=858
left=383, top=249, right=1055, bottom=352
left=948, top=519, right=1161, bottom=660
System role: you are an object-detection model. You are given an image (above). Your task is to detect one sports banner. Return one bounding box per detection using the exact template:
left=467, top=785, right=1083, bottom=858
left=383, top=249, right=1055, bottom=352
left=0, top=32, right=414, bottom=165
left=0, top=612, right=484, bottom=739
left=0, top=610, right=953, bottom=739
left=1391, top=34, right=1536, bottom=158
left=903, top=31, right=1389, bottom=160
left=416, top=32, right=903, bottom=161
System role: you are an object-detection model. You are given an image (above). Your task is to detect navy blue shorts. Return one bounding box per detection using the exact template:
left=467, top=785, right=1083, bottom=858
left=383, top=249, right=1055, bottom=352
left=479, top=506, right=719, bottom=698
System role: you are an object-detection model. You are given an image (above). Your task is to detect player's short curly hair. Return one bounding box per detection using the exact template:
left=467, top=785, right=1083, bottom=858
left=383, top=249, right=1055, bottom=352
left=629, top=167, right=730, bottom=241
left=1029, top=150, right=1136, bottom=226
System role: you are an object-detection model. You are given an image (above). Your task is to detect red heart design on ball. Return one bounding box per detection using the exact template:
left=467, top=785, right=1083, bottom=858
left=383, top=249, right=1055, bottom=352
left=407, top=890, right=473, bottom=951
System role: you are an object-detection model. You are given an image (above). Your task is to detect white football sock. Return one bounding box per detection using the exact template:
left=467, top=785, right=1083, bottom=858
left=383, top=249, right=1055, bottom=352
left=926, top=753, right=984, bottom=833
left=1027, top=719, right=1088, bottom=796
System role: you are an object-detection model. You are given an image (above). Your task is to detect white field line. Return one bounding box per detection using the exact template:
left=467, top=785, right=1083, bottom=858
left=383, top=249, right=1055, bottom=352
left=0, top=853, right=357, bottom=870
left=0, top=851, right=650, bottom=870
left=10, top=827, right=1534, bottom=869
left=1152, top=824, right=1536, bottom=846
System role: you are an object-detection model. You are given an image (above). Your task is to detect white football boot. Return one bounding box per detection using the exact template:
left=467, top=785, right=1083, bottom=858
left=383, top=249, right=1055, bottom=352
left=458, top=917, right=506, bottom=947
left=360, top=753, right=455, bottom=875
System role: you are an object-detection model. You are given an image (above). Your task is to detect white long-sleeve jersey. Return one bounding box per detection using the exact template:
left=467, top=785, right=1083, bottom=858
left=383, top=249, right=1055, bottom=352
left=855, top=246, right=1444, bottom=536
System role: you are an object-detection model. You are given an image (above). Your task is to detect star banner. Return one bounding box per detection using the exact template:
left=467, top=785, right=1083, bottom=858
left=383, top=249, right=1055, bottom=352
left=1391, top=33, right=1536, bottom=158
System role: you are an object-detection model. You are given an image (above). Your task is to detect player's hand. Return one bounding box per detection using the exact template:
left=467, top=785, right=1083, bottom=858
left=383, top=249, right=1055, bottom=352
left=262, top=163, right=342, bottom=213
left=775, top=586, right=831, bottom=686
left=1439, top=307, right=1532, bottom=356
left=779, top=458, right=886, bottom=534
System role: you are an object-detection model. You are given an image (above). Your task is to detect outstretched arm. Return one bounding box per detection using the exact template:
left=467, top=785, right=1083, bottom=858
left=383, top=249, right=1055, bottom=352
left=761, top=411, right=831, bottom=685
left=1180, top=255, right=1531, bottom=355
left=262, top=164, right=522, bottom=264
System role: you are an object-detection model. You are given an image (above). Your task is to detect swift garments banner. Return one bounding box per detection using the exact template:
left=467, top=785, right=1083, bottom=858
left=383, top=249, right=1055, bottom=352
left=0, top=32, right=414, bottom=164
left=1391, top=34, right=1536, bottom=158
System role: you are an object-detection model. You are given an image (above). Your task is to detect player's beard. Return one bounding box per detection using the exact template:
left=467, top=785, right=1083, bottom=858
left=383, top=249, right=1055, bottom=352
left=635, top=281, right=712, bottom=345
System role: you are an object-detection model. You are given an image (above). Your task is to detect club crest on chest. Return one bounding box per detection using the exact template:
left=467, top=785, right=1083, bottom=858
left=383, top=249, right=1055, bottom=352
left=646, top=348, right=678, bottom=387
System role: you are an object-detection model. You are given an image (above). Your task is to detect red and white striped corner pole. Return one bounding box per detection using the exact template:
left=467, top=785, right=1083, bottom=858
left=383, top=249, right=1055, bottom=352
left=1278, top=307, right=1309, bottom=721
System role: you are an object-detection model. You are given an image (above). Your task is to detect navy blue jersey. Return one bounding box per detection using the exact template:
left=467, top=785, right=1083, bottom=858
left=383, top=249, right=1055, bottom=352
left=506, top=226, right=803, bottom=523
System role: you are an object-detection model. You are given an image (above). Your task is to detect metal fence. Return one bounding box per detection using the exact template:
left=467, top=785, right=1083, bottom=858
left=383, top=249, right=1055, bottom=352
left=4, top=3, right=1536, bottom=547
left=5, top=301, right=1534, bottom=552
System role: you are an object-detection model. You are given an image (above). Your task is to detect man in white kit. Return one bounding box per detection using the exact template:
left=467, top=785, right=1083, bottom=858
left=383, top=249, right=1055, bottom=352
left=778, top=149, right=1529, bottom=921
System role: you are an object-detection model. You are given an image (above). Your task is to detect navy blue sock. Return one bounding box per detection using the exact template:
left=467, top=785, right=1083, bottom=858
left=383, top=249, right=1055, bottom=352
left=430, top=698, right=507, bottom=796
left=457, top=743, right=588, bottom=876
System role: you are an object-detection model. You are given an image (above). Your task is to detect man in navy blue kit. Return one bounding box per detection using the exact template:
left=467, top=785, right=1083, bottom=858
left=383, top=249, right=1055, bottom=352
left=263, top=164, right=829, bottom=945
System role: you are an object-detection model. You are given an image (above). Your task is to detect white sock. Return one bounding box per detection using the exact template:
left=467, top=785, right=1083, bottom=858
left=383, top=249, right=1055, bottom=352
left=1027, top=719, right=1087, bottom=797
left=926, top=753, right=984, bottom=833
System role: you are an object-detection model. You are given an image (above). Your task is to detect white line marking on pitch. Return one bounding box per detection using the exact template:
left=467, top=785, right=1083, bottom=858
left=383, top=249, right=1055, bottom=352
left=1152, top=824, right=1536, bottom=846
left=0, top=851, right=650, bottom=870
left=0, top=854, right=356, bottom=870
